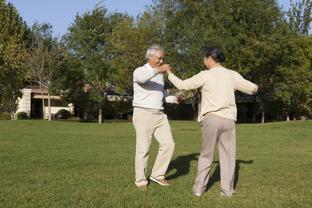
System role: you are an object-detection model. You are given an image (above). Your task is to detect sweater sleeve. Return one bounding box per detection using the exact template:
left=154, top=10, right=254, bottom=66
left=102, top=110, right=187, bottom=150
left=168, top=71, right=205, bottom=90
left=163, top=90, right=179, bottom=104
left=233, top=71, right=258, bottom=95
left=133, top=66, right=157, bottom=84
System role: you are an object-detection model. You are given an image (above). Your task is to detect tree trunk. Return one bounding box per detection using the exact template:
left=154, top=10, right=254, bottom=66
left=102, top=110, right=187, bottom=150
left=48, top=91, right=51, bottom=121
left=259, top=100, right=265, bottom=124
left=11, top=112, right=15, bottom=120
left=192, top=90, right=201, bottom=120
left=83, top=111, right=88, bottom=121
left=11, top=92, right=16, bottom=120
left=252, top=96, right=257, bottom=123
left=252, top=110, right=256, bottom=123
left=98, top=108, right=102, bottom=124
left=99, top=94, right=107, bottom=124
left=40, top=84, right=45, bottom=120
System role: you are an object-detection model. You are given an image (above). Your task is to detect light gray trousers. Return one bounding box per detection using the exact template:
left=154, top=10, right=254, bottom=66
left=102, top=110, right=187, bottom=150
left=193, top=113, right=236, bottom=196
left=132, top=107, right=175, bottom=186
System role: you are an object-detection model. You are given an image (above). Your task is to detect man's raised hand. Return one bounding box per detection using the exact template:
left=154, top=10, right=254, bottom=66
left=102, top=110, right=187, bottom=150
left=156, top=64, right=171, bottom=73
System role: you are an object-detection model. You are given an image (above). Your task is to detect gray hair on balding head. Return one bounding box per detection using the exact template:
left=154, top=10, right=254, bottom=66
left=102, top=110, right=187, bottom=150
left=145, top=44, right=164, bottom=60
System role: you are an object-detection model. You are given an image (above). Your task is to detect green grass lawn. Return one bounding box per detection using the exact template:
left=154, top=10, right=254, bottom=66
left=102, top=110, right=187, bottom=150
left=0, top=120, right=311, bottom=208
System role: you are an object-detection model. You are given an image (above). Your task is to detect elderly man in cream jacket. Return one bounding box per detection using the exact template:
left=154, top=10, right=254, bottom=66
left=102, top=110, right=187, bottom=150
left=166, top=47, right=258, bottom=197
left=132, top=44, right=178, bottom=191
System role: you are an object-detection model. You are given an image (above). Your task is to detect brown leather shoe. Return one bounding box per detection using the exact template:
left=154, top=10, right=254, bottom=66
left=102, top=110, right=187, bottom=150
left=136, top=185, right=148, bottom=191
left=149, top=176, right=170, bottom=186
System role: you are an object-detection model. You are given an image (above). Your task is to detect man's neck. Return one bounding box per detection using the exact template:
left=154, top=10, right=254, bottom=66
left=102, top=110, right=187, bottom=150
left=147, top=61, right=158, bottom=68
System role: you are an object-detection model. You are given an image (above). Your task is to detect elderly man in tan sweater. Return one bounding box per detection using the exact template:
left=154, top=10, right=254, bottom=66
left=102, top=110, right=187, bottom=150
left=165, top=47, right=258, bottom=197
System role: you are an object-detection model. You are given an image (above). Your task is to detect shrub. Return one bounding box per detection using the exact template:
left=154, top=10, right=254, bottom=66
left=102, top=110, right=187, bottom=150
left=0, top=112, right=11, bottom=120
left=54, top=109, right=71, bottom=119
left=16, top=112, right=28, bottom=120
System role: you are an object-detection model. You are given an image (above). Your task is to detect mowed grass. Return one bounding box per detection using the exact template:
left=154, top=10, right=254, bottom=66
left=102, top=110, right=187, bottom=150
left=0, top=120, right=311, bottom=208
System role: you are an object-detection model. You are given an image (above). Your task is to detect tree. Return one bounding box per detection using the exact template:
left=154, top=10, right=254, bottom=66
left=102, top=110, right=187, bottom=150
left=275, top=0, right=312, bottom=120
left=49, top=42, right=88, bottom=120
left=288, top=0, right=312, bottom=35
left=274, top=36, right=312, bottom=120
left=108, top=12, right=161, bottom=92
left=27, top=23, right=58, bottom=121
left=64, top=5, right=117, bottom=123
left=0, top=1, right=29, bottom=119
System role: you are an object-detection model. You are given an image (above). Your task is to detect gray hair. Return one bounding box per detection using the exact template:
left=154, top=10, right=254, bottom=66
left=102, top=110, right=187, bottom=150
left=145, top=44, right=164, bottom=60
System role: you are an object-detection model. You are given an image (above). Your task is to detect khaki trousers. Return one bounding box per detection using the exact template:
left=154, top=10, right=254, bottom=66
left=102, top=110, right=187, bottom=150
left=132, top=107, right=175, bottom=186
left=193, top=113, right=236, bottom=196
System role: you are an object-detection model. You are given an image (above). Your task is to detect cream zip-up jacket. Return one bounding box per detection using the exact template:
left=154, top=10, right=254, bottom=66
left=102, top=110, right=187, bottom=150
left=168, top=66, right=258, bottom=121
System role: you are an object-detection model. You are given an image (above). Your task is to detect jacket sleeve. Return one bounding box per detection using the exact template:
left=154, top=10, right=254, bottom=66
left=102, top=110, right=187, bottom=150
left=233, top=71, right=258, bottom=95
left=168, top=72, right=205, bottom=90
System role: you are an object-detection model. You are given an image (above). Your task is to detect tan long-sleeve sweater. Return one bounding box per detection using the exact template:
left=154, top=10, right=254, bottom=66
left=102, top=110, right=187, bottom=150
left=168, top=66, right=258, bottom=121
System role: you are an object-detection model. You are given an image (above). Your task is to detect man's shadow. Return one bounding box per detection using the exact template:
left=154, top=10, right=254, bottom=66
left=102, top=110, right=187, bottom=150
left=166, top=153, right=253, bottom=189
left=166, top=153, right=199, bottom=180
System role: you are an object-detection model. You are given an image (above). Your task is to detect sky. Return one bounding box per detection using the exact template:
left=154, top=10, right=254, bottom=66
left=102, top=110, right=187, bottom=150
left=6, top=0, right=294, bottom=36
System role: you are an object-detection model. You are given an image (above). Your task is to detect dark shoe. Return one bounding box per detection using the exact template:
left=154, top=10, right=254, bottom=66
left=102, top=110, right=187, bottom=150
left=149, top=176, right=170, bottom=186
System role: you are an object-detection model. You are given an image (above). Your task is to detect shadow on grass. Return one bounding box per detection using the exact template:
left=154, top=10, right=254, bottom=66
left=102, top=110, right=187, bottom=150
left=206, top=159, right=254, bottom=190
left=167, top=153, right=253, bottom=190
left=167, top=153, right=199, bottom=180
